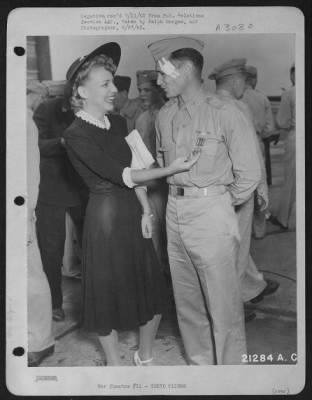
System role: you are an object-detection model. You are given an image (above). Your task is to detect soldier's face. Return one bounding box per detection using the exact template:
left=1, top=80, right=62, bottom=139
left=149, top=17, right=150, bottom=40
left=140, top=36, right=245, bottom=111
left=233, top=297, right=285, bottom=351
left=156, top=59, right=186, bottom=98
left=138, top=82, right=154, bottom=107
left=232, top=74, right=247, bottom=99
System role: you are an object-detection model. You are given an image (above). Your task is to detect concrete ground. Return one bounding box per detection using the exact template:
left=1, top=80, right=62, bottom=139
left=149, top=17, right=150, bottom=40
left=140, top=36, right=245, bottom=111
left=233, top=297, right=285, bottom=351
left=41, top=139, right=297, bottom=367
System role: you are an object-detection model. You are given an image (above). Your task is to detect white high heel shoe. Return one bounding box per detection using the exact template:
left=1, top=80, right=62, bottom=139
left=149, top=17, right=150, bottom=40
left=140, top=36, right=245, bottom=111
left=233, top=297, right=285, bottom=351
left=133, top=351, right=153, bottom=366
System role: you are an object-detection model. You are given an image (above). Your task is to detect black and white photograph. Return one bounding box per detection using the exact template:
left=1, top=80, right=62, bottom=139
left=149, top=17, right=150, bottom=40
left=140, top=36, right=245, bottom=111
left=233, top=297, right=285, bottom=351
left=6, top=6, right=305, bottom=396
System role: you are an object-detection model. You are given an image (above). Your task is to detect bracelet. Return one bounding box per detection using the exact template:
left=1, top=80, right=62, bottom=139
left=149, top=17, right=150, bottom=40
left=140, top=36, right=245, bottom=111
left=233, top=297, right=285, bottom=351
left=142, top=213, right=154, bottom=218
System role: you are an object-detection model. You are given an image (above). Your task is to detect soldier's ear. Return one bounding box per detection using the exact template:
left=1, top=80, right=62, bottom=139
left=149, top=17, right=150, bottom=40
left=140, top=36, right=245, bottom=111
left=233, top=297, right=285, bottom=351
left=183, top=61, right=194, bottom=77
left=77, top=85, right=88, bottom=100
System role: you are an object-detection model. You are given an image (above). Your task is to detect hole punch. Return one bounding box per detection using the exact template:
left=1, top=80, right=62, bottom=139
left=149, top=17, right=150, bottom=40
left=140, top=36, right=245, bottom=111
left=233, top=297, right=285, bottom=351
left=13, top=347, right=25, bottom=357
left=14, top=196, right=25, bottom=206
left=14, top=46, right=25, bottom=56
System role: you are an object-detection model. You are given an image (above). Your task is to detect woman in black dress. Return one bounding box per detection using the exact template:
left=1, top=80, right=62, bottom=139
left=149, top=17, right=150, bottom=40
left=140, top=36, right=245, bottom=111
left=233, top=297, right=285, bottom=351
left=64, top=43, right=199, bottom=366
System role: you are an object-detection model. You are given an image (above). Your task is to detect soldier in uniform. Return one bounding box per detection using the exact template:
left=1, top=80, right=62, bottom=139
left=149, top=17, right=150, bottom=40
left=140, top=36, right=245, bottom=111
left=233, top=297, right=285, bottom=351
left=27, top=81, right=55, bottom=366
left=272, top=64, right=296, bottom=229
left=113, top=75, right=144, bottom=132
left=242, top=65, right=276, bottom=239
left=243, top=66, right=276, bottom=141
left=34, top=55, right=90, bottom=322
left=149, top=37, right=261, bottom=365
left=209, top=59, right=279, bottom=307
left=135, top=70, right=169, bottom=281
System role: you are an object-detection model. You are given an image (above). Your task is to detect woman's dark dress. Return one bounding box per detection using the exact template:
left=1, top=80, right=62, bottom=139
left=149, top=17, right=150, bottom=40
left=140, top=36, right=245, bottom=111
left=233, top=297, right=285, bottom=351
left=64, top=114, right=167, bottom=335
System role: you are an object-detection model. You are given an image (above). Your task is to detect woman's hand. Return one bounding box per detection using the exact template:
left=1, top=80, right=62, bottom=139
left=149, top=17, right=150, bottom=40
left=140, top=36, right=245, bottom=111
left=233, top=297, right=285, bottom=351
left=167, top=152, right=201, bottom=175
left=141, top=214, right=153, bottom=239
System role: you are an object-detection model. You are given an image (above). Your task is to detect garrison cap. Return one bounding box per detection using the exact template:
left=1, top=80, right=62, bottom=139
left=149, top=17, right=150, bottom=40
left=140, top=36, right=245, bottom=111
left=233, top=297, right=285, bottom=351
left=136, top=70, right=158, bottom=86
left=208, top=58, right=247, bottom=80
left=245, top=65, right=258, bottom=77
left=114, top=75, right=131, bottom=92
left=148, top=37, right=204, bottom=61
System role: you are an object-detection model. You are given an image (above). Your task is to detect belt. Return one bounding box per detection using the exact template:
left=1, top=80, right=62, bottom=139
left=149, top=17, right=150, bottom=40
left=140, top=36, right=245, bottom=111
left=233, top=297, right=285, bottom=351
left=169, top=185, right=226, bottom=198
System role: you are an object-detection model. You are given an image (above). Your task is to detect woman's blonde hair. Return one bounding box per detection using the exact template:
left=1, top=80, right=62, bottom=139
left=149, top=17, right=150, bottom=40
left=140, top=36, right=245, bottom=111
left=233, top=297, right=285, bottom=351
left=70, top=54, right=116, bottom=111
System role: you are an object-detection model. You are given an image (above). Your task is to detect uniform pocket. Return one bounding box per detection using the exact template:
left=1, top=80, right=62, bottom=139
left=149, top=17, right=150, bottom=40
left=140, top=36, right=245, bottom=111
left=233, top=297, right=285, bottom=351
left=193, top=138, right=219, bottom=175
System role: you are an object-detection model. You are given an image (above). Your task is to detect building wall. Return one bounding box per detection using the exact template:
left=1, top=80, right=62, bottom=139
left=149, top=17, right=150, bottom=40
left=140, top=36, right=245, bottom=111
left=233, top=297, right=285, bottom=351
left=27, top=36, right=52, bottom=81
left=27, top=37, right=40, bottom=81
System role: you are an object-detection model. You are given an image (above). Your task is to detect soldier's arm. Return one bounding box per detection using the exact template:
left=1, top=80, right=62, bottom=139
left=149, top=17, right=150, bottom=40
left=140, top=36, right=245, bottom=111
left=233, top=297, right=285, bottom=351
left=242, top=101, right=268, bottom=200
left=33, top=101, right=66, bottom=157
left=155, top=113, right=164, bottom=167
left=222, top=105, right=262, bottom=205
left=135, top=113, right=146, bottom=138
left=255, top=135, right=269, bottom=209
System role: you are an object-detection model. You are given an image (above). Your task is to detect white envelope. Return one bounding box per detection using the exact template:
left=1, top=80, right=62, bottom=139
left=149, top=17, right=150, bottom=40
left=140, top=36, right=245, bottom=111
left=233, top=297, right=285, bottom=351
left=125, top=129, right=155, bottom=169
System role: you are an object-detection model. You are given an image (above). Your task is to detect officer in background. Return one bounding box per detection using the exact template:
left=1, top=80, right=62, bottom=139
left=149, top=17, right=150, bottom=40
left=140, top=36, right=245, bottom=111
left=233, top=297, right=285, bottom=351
left=113, top=75, right=144, bottom=132
left=34, top=60, right=87, bottom=322
left=243, top=66, right=276, bottom=141
left=209, top=58, right=279, bottom=307
left=135, top=70, right=169, bottom=282
left=149, top=37, right=261, bottom=365
left=242, top=65, right=276, bottom=238
left=272, top=64, right=296, bottom=229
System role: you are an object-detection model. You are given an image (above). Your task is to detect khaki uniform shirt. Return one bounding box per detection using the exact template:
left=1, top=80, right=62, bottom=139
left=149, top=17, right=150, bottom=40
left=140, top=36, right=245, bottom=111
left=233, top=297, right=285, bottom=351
left=242, top=87, right=275, bottom=138
left=217, top=89, right=268, bottom=201
left=155, top=87, right=261, bottom=205
left=135, top=108, right=159, bottom=159
left=120, top=97, right=145, bottom=132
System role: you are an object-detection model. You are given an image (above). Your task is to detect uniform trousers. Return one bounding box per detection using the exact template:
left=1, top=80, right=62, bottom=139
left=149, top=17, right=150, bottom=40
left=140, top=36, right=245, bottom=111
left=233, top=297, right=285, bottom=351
left=253, top=192, right=267, bottom=239
left=36, top=202, right=85, bottom=309
left=236, top=195, right=267, bottom=302
left=166, top=189, right=246, bottom=365
left=28, top=216, right=54, bottom=352
left=252, top=138, right=266, bottom=239
left=277, top=131, right=296, bottom=227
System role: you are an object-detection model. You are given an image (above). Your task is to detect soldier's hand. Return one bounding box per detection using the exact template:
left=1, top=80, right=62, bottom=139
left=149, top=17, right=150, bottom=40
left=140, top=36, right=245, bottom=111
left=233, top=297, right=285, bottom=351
left=168, top=153, right=200, bottom=174
left=257, top=192, right=269, bottom=211
left=262, top=133, right=280, bottom=146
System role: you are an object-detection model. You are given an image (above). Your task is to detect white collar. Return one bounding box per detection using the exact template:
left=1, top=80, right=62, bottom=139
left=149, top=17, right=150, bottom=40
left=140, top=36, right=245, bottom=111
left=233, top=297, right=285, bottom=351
left=76, top=110, right=111, bottom=130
